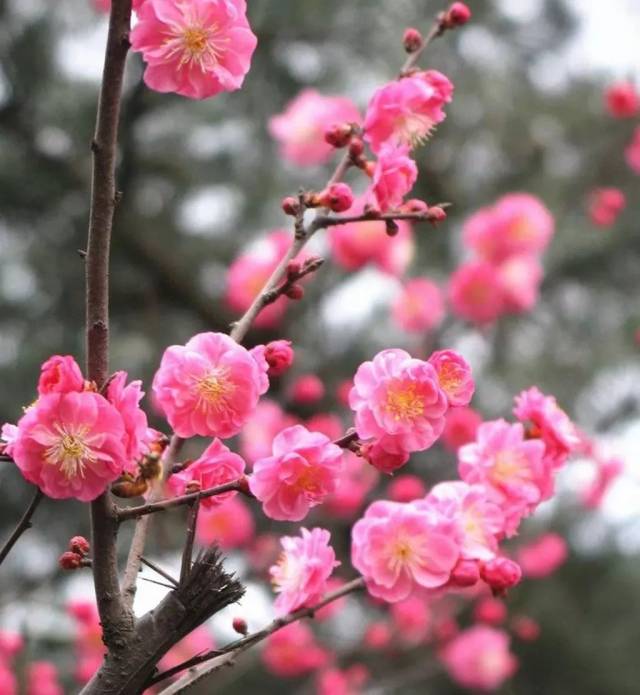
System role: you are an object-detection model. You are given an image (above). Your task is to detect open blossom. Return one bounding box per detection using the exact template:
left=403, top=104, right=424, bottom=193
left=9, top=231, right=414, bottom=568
left=269, top=89, right=361, bottom=166
left=352, top=500, right=459, bottom=602
left=106, top=371, right=150, bottom=473
left=350, top=349, right=448, bottom=453
left=196, top=496, right=254, bottom=548
left=421, top=482, right=504, bottom=561
left=239, top=399, right=297, bottom=464
left=391, top=278, right=445, bottom=333
left=604, top=81, right=639, bottom=118
left=249, top=425, right=343, bottom=521
left=369, top=144, right=418, bottom=212
left=587, top=187, right=626, bottom=227
left=625, top=126, right=640, bottom=174
left=517, top=532, right=568, bottom=579
left=448, top=261, right=505, bottom=325
left=152, top=331, right=269, bottom=439
left=38, top=355, right=84, bottom=396
left=130, top=0, right=257, bottom=100
left=497, top=254, right=543, bottom=313
left=262, top=623, right=330, bottom=677
left=458, top=419, right=549, bottom=535
left=270, top=527, right=339, bottom=615
left=440, top=626, right=518, bottom=691
left=364, top=71, right=454, bottom=153
left=328, top=196, right=414, bottom=275
left=169, top=438, right=245, bottom=508
left=428, top=350, right=474, bottom=407
left=441, top=406, right=482, bottom=452
left=462, top=194, right=554, bottom=263
left=513, top=387, right=578, bottom=468
left=12, top=392, right=127, bottom=501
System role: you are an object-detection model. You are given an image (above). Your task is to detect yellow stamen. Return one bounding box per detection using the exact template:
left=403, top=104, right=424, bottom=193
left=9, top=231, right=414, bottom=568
left=385, top=383, right=425, bottom=421
left=193, top=368, right=235, bottom=411
left=45, top=424, right=95, bottom=480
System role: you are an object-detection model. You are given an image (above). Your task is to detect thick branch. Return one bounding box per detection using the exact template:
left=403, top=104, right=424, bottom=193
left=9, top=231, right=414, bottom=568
left=0, top=488, right=43, bottom=567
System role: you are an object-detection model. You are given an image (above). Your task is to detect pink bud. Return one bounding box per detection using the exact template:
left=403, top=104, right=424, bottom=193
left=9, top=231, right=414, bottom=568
left=264, top=340, right=295, bottom=376
left=480, top=557, right=522, bottom=594
left=403, top=198, right=429, bottom=214
left=59, top=551, right=82, bottom=570
left=403, top=27, right=423, bottom=53
left=324, top=122, right=353, bottom=148
left=290, top=374, right=325, bottom=405
left=449, top=559, right=480, bottom=588
left=68, top=536, right=90, bottom=556
left=473, top=597, right=507, bottom=625
left=232, top=616, right=249, bottom=636
left=446, top=2, right=472, bottom=27
left=285, top=284, right=304, bottom=300
left=281, top=196, right=300, bottom=216
left=348, top=137, right=365, bottom=158
left=286, top=260, right=302, bottom=280
left=427, top=205, right=447, bottom=223
left=319, top=182, right=354, bottom=213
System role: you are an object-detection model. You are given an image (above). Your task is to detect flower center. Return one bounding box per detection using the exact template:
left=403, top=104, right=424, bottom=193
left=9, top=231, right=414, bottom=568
left=164, top=17, right=228, bottom=71
left=388, top=537, right=414, bottom=573
left=294, top=467, right=322, bottom=497
left=436, top=362, right=462, bottom=397
left=385, top=383, right=425, bottom=421
left=491, top=450, right=527, bottom=484
left=45, top=424, right=95, bottom=480
left=396, top=113, right=435, bottom=148
left=194, top=368, right=235, bottom=411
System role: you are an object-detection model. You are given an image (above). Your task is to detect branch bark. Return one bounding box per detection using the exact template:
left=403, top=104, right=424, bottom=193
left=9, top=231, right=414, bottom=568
left=0, top=488, right=43, bottom=567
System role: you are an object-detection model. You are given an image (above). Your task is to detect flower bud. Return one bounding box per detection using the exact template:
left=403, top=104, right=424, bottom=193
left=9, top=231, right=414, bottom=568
left=449, top=559, right=480, bottom=588
left=427, top=205, right=447, bottom=223
left=264, top=340, right=295, bottom=376
left=348, top=137, right=365, bottom=158
left=445, top=2, right=472, bottom=28
left=284, top=284, right=304, bottom=300
left=512, top=615, right=540, bottom=641
left=232, top=616, right=249, bottom=636
left=281, top=196, right=300, bottom=216
left=319, top=182, right=354, bottom=213
left=285, top=260, right=302, bottom=280
left=324, top=122, right=353, bottom=148
left=403, top=27, right=423, bottom=53
left=403, top=198, right=429, bottom=214
left=59, top=551, right=82, bottom=570
left=68, top=536, right=90, bottom=557
left=480, top=557, right=522, bottom=594
left=473, top=597, right=507, bottom=625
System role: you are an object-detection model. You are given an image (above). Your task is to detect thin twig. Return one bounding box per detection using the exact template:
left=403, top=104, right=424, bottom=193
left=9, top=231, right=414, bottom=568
left=400, top=13, right=447, bottom=75
left=0, top=488, right=44, bottom=567
left=310, top=209, right=445, bottom=233
left=140, top=556, right=179, bottom=587
left=152, top=577, right=366, bottom=691
left=180, top=499, right=200, bottom=583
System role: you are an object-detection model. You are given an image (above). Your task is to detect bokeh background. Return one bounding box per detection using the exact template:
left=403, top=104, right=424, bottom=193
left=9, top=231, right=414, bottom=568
left=0, top=0, right=639, bottom=692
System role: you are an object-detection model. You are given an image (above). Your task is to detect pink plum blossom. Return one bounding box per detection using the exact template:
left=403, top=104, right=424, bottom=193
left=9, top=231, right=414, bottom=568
left=441, top=406, right=482, bottom=452
left=369, top=144, right=418, bottom=212
left=316, top=665, right=368, bottom=695
left=12, top=392, right=127, bottom=501
left=152, top=331, right=269, bottom=439
left=440, top=626, right=518, bottom=691
left=462, top=193, right=555, bottom=263
left=1, top=423, right=19, bottom=458
left=364, top=71, right=454, bottom=153
left=328, top=196, right=414, bottom=275
left=324, top=451, right=379, bottom=519
left=390, top=595, right=431, bottom=644
left=428, top=349, right=474, bottom=407
left=290, top=374, right=325, bottom=404
left=262, top=623, right=330, bottom=677
left=625, top=126, right=640, bottom=174
left=264, top=340, right=295, bottom=376
left=517, top=532, right=568, bottom=579
left=587, top=187, right=626, bottom=227
left=391, top=278, right=445, bottom=333
left=159, top=627, right=216, bottom=674
left=239, top=399, right=297, bottom=465
left=360, top=435, right=411, bottom=474
left=513, top=386, right=579, bottom=468
left=249, top=425, right=343, bottom=521
left=604, top=81, right=639, bottom=118
left=351, top=499, right=459, bottom=602
left=270, top=527, right=339, bottom=615
left=349, top=348, right=448, bottom=453
left=26, top=662, right=63, bottom=695
left=37, top=355, right=84, bottom=396
left=0, top=666, right=16, bottom=695
left=387, top=474, right=426, bottom=502
left=130, top=0, right=257, bottom=100
left=458, top=419, right=549, bottom=535
left=497, top=254, right=543, bottom=313
left=169, top=438, right=245, bottom=508
left=196, top=496, right=254, bottom=549
left=269, top=89, right=361, bottom=166
left=448, top=261, right=505, bottom=325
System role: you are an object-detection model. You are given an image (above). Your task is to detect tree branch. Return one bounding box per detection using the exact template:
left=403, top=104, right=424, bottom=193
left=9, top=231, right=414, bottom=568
left=0, top=488, right=43, bottom=567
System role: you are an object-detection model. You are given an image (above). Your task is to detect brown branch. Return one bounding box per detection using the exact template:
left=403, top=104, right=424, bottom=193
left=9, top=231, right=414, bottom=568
left=400, top=12, right=448, bottom=75
left=151, top=577, right=366, bottom=692
left=180, top=499, right=200, bottom=583
left=140, top=556, right=179, bottom=587
left=0, top=487, right=43, bottom=567
left=85, top=0, right=134, bottom=652
left=310, top=208, right=448, bottom=233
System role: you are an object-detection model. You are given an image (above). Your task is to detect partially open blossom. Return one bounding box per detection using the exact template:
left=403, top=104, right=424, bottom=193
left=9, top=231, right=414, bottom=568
left=270, top=527, right=339, bottom=615
left=497, top=254, right=543, bottom=313
left=351, top=500, right=459, bottom=602
left=264, top=340, right=295, bottom=377
left=440, top=626, right=517, bottom=691
left=360, top=436, right=410, bottom=474
left=449, top=558, right=481, bottom=587
left=290, top=374, right=325, bottom=405
left=625, top=126, right=640, bottom=174
left=581, top=456, right=624, bottom=508
left=369, top=144, right=418, bottom=212
left=37, top=355, right=84, bottom=396
left=441, top=406, right=482, bottom=452
left=350, top=349, right=448, bottom=454
left=130, top=0, right=257, bottom=100
left=106, top=371, right=150, bottom=473
left=587, top=187, right=626, bottom=227
left=480, top=557, right=522, bottom=593
left=391, top=278, right=445, bottom=333
left=12, top=392, right=127, bottom=501
left=169, top=438, right=245, bottom=508
left=269, top=89, right=361, bottom=166
left=458, top=419, right=549, bottom=535
left=152, top=332, right=268, bottom=439
left=262, top=623, right=330, bottom=677
left=318, top=182, right=354, bottom=213
left=196, top=496, right=254, bottom=549
left=513, top=387, right=578, bottom=468
left=364, top=72, right=453, bottom=153
left=448, top=261, right=505, bottom=325
left=428, top=350, right=474, bottom=407
left=516, top=532, right=568, bottom=579
left=328, top=196, right=414, bottom=275
left=462, top=194, right=554, bottom=264
left=249, top=425, right=343, bottom=521
left=604, top=81, right=640, bottom=118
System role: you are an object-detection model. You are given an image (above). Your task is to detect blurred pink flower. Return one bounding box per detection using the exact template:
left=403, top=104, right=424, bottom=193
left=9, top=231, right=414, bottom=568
left=262, top=623, right=330, bottom=677
left=196, top=496, right=255, bottom=549
left=239, top=399, right=297, bottom=465
left=497, top=254, right=543, bottom=313
left=448, top=261, right=505, bottom=325
left=391, top=278, right=445, bottom=333
left=587, top=187, right=626, bottom=227
left=625, top=126, right=640, bottom=174
left=324, top=451, right=379, bottom=518
left=441, top=406, right=482, bottom=452
left=390, top=595, right=431, bottom=644
left=517, top=532, right=568, bottom=579
left=604, top=81, right=640, bottom=118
